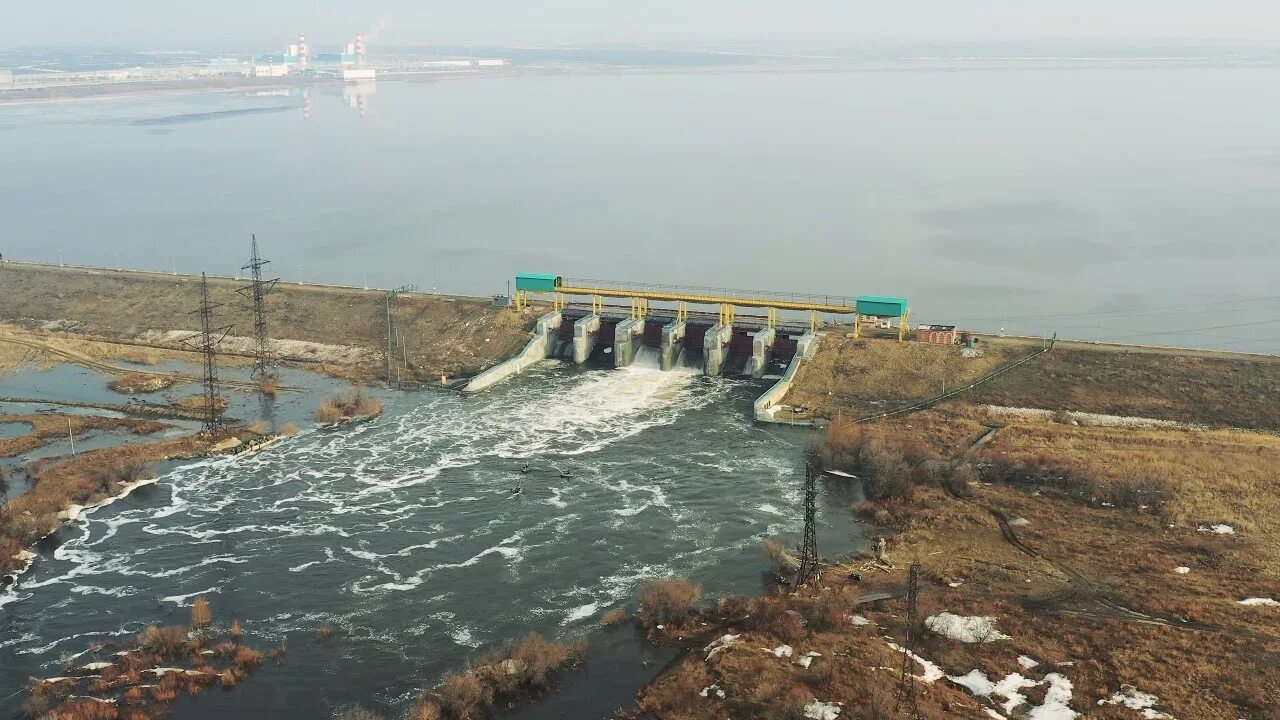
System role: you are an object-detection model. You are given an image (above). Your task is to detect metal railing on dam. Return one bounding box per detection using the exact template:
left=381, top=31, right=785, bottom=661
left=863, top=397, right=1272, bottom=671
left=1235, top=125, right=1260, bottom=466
left=557, top=277, right=857, bottom=314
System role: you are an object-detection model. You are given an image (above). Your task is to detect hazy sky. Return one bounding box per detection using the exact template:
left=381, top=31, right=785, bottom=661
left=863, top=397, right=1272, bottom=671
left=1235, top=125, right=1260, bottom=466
left=5, top=1, right=1280, bottom=50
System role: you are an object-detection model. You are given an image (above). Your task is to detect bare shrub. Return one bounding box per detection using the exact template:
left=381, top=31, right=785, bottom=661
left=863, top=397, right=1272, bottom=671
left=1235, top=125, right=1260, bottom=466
left=636, top=578, right=702, bottom=630
left=233, top=647, right=263, bottom=669
left=763, top=538, right=799, bottom=571
left=191, top=596, right=212, bottom=628
left=601, top=609, right=630, bottom=626
left=247, top=420, right=271, bottom=435
left=509, top=633, right=583, bottom=689
left=406, top=697, right=443, bottom=720
left=278, top=423, right=299, bottom=437
left=438, top=669, right=492, bottom=719
left=314, top=400, right=343, bottom=424
left=136, top=626, right=188, bottom=656
left=261, top=383, right=278, bottom=398
left=230, top=620, right=242, bottom=642
left=316, top=626, right=334, bottom=642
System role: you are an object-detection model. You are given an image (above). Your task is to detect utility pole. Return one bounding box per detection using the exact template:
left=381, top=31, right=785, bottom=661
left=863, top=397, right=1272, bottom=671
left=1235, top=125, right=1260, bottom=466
left=385, top=284, right=416, bottom=388
left=894, top=563, right=923, bottom=719
left=794, top=461, right=820, bottom=587
left=236, top=234, right=278, bottom=390
left=182, top=273, right=233, bottom=435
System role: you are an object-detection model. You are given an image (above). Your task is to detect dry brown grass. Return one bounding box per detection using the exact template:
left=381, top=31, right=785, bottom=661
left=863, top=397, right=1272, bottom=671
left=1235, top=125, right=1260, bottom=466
left=784, top=335, right=1017, bottom=419
left=762, top=538, right=798, bottom=572
left=106, top=372, right=176, bottom=394
left=278, top=422, right=299, bottom=436
left=0, top=264, right=536, bottom=382
left=0, top=413, right=168, bottom=458
left=968, top=341, right=1280, bottom=430
left=246, top=419, right=271, bottom=435
left=636, top=578, right=702, bottom=631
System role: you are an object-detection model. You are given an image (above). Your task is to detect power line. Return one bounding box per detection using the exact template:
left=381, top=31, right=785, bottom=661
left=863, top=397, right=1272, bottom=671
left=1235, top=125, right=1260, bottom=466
left=1099, top=316, right=1280, bottom=342
left=960, top=294, right=1280, bottom=324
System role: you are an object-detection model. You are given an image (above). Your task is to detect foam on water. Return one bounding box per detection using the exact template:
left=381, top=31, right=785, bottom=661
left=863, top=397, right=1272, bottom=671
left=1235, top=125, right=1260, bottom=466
left=2, top=362, right=834, bottom=709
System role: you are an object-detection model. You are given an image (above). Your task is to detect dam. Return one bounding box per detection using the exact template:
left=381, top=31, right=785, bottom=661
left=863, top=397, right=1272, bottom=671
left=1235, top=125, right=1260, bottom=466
left=464, top=274, right=911, bottom=418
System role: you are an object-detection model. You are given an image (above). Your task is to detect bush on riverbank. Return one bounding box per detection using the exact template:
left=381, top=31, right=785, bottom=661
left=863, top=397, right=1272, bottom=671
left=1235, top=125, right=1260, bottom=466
left=636, top=578, right=702, bottom=631
left=411, top=633, right=586, bottom=719
left=315, top=388, right=382, bottom=424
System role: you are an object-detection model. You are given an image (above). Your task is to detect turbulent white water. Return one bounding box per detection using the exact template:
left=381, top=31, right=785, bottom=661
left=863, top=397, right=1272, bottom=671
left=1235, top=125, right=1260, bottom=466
left=1, top=362, right=855, bottom=715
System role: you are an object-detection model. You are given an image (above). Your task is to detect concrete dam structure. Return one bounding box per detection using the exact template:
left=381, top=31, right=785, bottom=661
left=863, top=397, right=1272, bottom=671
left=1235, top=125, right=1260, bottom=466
left=465, top=274, right=910, bottom=422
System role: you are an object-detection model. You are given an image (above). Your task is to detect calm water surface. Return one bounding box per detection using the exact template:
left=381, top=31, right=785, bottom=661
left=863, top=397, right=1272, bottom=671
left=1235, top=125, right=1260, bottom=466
left=1, top=67, right=1279, bottom=351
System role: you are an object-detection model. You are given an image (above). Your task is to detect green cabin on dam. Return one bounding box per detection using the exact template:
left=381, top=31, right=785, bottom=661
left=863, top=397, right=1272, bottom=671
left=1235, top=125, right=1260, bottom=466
left=515, top=273, right=562, bottom=293
left=855, top=295, right=909, bottom=318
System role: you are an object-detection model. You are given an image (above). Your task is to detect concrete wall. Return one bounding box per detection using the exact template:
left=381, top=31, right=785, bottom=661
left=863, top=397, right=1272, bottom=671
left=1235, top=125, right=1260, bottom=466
left=613, top=317, right=646, bottom=368
left=573, top=314, right=602, bottom=364
left=660, top=321, right=686, bottom=371
left=748, top=327, right=777, bottom=378
left=463, top=312, right=562, bottom=393
left=753, top=332, right=821, bottom=423
left=703, top=323, right=733, bottom=376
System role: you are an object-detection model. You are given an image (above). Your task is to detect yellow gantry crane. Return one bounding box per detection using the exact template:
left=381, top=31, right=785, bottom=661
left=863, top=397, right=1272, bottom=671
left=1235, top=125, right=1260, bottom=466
left=512, top=274, right=909, bottom=340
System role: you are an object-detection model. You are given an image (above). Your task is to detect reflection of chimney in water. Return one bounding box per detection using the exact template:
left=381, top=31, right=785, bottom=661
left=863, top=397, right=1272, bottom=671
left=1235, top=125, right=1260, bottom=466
left=302, top=88, right=311, bottom=121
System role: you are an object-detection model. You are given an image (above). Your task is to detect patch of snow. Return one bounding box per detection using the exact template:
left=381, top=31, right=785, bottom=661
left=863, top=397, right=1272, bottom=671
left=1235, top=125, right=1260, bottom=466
left=1197, top=524, right=1234, bottom=535
left=885, top=641, right=944, bottom=683
left=1098, top=684, right=1173, bottom=719
left=79, top=662, right=114, bottom=671
left=1018, top=656, right=1040, bottom=669
left=949, top=669, right=996, bottom=696
left=1237, top=598, right=1279, bottom=607
left=704, top=633, right=739, bottom=661
left=824, top=469, right=857, bottom=479
left=1174, top=567, right=1190, bottom=574
left=699, top=684, right=726, bottom=699
left=804, top=700, right=841, bottom=719
left=984, top=710, right=1008, bottom=720
left=796, top=651, right=822, bottom=669
left=925, top=612, right=1010, bottom=643
left=765, top=644, right=794, bottom=658
left=948, top=581, right=965, bottom=587
left=1008, top=517, right=1030, bottom=526
left=994, top=673, right=1038, bottom=715
left=1028, top=673, right=1077, bottom=719
left=846, top=614, right=871, bottom=626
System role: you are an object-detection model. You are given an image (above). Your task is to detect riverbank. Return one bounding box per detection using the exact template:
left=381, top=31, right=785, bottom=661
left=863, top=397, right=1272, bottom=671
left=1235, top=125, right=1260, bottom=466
left=780, top=332, right=1280, bottom=430
left=0, top=262, right=537, bottom=384
left=622, top=404, right=1280, bottom=719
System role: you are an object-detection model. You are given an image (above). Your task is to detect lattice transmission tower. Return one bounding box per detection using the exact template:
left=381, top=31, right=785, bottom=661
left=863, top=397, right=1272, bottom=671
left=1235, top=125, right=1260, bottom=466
left=894, top=562, right=924, bottom=719
left=794, top=461, right=820, bottom=587
left=181, top=273, right=233, bottom=435
left=236, top=234, right=278, bottom=389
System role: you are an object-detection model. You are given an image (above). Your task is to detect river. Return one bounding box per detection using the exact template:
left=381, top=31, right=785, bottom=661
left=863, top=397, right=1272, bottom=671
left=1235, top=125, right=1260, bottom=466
left=1, top=66, right=1279, bottom=352
left=0, top=357, right=865, bottom=716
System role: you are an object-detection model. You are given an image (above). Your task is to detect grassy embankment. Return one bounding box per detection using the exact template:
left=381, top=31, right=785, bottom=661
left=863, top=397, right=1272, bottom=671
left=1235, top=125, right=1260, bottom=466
left=784, top=333, right=1280, bottom=430
left=621, top=408, right=1280, bottom=719
left=0, top=263, right=537, bottom=384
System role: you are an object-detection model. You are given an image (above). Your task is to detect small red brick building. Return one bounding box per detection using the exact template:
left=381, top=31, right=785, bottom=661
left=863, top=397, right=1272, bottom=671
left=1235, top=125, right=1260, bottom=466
left=915, top=324, right=958, bottom=345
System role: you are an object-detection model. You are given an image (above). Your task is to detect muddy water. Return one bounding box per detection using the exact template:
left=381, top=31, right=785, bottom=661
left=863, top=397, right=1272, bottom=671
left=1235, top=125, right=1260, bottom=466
left=0, top=359, right=868, bottom=717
